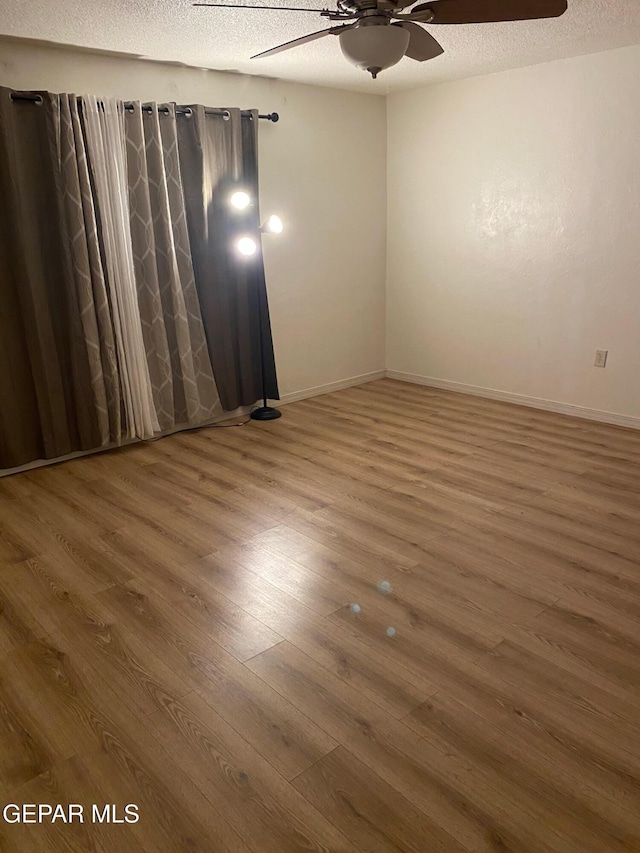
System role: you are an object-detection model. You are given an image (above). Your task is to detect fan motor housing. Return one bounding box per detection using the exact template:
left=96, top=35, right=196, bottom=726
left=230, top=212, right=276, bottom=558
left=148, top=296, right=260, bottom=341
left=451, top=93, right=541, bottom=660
left=337, top=0, right=380, bottom=13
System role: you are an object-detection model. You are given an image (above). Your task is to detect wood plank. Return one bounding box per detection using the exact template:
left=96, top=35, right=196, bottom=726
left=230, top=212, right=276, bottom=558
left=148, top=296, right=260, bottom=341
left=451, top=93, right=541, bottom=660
left=146, top=689, right=355, bottom=852
left=1, top=755, right=137, bottom=853
left=98, top=530, right=282, bottom=661
left=97, top=580, right=338, bottom=781
left=508, top=599, right=640, bottom=705
left=1, top=556, right=191, bottom=718
left=403, top=676, right=640, bottom=828
left=247, top=641, right=567, bottom=853
left=292, top=746, right=466, bottom=853
left=0, top=638, right=250, bottom=852
left=284, top=506, right=425, bottom=570
left=474, top=640, right=640, bottom=776
left=403, top=692, right=639, bottom=852
left=193, top=548, right=436, bottom=717
left=212, top=539, right=351, bottom=616
left=444, top=514, right=640, bottom=615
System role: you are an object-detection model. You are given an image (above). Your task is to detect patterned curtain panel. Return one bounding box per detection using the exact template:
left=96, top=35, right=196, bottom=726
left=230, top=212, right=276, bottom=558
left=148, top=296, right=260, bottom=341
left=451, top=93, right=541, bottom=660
left=123, top=102, right=221, bottom=431
left=81, top=95, right=160, bottom=440
left=177, top=107, right=279, bottom=411
left=52, top=94, right=123, bottom=446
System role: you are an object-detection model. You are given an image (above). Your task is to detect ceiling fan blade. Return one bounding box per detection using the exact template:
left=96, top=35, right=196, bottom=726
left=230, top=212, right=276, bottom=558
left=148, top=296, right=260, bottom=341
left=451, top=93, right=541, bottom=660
left=194, top=3, right=326, bottom=10
left=251, top=24, right=349, bottom=58
left=392, top=21, right=444, bottom=60
left=411, top=0, right=568, bottom=24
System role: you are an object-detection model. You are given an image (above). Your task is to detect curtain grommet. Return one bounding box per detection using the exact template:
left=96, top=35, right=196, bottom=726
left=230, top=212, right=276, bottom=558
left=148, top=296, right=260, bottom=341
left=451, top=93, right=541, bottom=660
left=183, top=106, right=194, bottom=118
left=223, top=110, right=231, bottom=121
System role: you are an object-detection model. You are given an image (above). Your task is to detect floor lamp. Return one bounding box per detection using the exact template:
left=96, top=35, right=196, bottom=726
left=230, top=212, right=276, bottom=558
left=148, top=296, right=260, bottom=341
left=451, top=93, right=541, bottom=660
left=231, top=193, right=283, bottom=421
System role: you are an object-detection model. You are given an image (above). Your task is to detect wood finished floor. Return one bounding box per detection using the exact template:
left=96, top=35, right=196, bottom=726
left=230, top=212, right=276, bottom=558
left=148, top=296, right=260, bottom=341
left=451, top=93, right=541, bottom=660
left=1, top=378, right=639, bottom=852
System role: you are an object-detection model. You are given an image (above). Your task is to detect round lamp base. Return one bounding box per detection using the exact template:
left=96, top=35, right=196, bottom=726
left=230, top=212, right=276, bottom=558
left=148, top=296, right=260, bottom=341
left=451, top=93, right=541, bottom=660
left=250, top=406, right=282, bottom=421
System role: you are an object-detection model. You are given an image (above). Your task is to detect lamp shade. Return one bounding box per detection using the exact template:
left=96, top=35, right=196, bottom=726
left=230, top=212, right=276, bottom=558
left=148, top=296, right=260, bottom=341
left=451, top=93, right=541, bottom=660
left=339, top=23, right=410, bottom=76
left=264, top=215, right=283, bottom=234
left=236, top=236, right=258, bottom=256
left=230, top=190, right=251, bottom=210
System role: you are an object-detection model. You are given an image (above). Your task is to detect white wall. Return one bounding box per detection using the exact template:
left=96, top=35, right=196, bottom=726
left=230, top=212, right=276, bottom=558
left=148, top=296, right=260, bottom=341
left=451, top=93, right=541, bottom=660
left=0, top=39, right=387, bottom=399
left=387, top=45, right=640, bottom=421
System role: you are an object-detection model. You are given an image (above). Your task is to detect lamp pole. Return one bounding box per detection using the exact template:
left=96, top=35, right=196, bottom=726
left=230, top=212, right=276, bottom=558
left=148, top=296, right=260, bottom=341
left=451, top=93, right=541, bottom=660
left=250, top=276, right=281, bottom=420
left=231, top=194, right=282, bottom=421
left=250, top=216, right=282, bottom=420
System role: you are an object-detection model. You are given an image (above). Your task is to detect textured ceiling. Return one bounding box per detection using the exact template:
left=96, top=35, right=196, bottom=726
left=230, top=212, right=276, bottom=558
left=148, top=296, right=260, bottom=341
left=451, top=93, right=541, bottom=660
left=1, top=0, right=639, bottom=93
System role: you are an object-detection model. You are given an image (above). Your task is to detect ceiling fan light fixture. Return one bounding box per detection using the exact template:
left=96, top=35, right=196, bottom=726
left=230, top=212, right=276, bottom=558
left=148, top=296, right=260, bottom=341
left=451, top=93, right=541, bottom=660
left=339, top=22, right=410, bottom=77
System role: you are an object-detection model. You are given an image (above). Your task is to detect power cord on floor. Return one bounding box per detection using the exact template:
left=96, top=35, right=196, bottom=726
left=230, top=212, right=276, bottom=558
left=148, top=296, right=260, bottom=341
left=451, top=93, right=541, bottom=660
left=206, top=418, right=252, bottom=428
left=146, top=417, right=252, bottom=441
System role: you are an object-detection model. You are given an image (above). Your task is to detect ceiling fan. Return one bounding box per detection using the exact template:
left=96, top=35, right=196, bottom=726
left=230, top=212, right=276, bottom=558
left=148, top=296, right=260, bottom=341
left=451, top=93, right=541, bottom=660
left=194, top=0, right=568, bottom=79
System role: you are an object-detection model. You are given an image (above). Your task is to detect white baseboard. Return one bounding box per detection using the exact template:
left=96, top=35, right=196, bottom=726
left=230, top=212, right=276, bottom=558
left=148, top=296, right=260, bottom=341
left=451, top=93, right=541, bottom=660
left=385, top=370, right=640, bottom=431
left=278, top=370, right=387, bottom=405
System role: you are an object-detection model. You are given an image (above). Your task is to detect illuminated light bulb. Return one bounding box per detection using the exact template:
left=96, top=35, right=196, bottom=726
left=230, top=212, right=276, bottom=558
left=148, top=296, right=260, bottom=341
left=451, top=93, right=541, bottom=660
left=236, top=236, right=257, bottom=256
left=265, top=214, right=283, bottom=234
left=230, top=191, right=251, bottom=210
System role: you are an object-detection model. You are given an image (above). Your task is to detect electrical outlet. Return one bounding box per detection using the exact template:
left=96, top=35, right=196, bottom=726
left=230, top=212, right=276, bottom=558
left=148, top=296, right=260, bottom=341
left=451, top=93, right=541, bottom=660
left=594, top=349, right=608, bottom=368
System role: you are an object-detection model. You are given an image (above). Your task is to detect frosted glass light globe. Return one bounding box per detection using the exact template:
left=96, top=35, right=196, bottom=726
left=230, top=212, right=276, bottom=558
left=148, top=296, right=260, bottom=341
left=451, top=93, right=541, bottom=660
left=265, top=214, right=283, bottom=234
left=339, top=23, right=409, bottom=76
left=237, top=236, right=258, bottom=256
left=230, top=191, right=251, bottom=210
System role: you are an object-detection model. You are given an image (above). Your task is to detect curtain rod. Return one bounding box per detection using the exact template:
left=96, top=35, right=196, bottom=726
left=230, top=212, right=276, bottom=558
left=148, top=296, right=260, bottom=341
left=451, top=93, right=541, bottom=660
left=9, top=91, right=279, bottom=122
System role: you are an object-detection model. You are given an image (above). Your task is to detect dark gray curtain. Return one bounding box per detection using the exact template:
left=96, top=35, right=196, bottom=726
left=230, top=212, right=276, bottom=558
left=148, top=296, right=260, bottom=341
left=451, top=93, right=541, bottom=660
left=0, top=88, right=104, bottom=468
left=177, top=107, right=279, bottom=411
